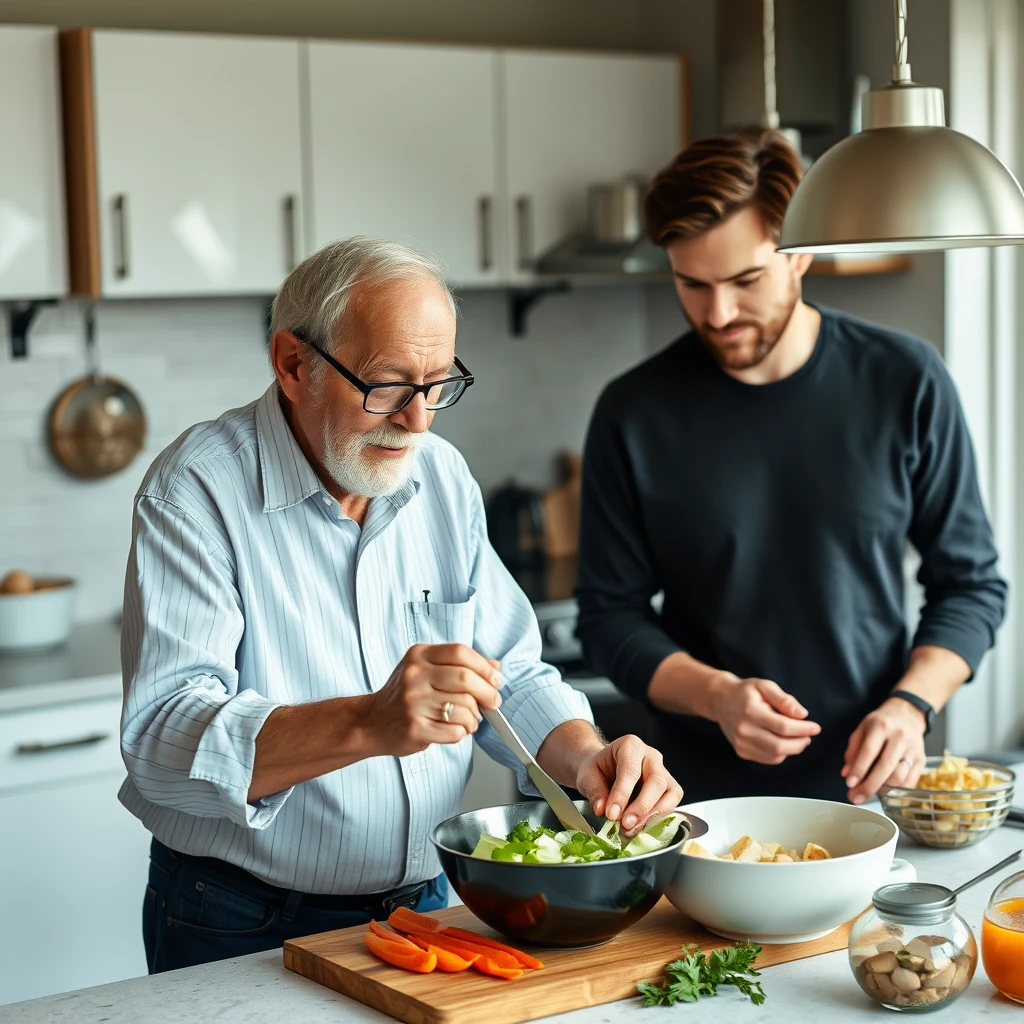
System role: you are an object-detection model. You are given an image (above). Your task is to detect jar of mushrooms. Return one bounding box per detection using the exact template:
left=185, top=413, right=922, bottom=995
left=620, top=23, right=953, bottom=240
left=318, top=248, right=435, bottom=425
left=849, top=881, right=977, bottom=1011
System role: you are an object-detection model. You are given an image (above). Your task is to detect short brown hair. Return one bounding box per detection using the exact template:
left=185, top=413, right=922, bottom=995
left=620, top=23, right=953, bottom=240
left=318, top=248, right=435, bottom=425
left=644, top=128, right=803, bottom=246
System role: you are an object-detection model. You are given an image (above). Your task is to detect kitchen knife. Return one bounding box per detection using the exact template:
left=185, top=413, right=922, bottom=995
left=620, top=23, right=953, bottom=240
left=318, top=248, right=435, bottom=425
left=1005, top=807, right=1024, bottom=829
left=482, top=706, right=597, bottom=836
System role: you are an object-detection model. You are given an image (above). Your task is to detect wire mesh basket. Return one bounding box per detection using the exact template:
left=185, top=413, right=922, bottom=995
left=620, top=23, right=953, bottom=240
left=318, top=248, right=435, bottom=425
left=879, top=758, right=1016, bottom=848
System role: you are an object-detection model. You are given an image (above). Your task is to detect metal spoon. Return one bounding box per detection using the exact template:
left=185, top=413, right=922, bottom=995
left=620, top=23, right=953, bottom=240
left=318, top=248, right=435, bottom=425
left=949, top=849, right=1023, bottom=897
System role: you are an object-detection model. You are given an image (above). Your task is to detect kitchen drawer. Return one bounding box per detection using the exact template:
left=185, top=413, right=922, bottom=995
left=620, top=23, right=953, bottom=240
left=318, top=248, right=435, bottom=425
left=0, top=695, right=124, bottom=792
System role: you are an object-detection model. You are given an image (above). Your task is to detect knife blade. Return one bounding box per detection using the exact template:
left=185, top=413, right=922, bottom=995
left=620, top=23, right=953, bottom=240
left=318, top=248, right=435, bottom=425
left=482, top=707, right=597, bottom=835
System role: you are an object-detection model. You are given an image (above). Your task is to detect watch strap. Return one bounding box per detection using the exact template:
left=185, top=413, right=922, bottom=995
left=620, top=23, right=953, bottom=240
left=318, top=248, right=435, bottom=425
left=887, top=690, right=935, bottom=734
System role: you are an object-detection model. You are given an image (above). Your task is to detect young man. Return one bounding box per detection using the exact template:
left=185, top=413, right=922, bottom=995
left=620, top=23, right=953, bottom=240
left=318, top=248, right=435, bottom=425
left=577, top=129, right=1007, bottom=805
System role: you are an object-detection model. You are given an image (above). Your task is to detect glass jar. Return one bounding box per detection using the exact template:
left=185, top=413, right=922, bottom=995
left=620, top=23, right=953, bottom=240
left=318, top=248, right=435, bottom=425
left=982, top=870, right=1024, bottom=1004
left=849, top=882, right=978, bottom=1012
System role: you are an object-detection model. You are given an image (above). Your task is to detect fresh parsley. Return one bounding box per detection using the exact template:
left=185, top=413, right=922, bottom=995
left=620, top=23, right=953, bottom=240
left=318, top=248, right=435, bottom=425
left=637, top=941, right=766, bottom=1007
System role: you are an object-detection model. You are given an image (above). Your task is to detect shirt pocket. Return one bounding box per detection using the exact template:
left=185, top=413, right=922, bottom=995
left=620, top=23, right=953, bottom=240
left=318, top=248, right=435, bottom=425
left=405, top=587, right=477, bottom=647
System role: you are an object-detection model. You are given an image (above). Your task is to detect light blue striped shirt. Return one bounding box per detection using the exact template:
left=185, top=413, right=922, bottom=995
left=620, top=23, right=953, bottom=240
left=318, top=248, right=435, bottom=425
left=119, top=384, right=592, bottom=894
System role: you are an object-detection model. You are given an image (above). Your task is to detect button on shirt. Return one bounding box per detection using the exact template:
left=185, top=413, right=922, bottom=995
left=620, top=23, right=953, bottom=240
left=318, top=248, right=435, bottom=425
left=119, top=385, right=592, bottom=894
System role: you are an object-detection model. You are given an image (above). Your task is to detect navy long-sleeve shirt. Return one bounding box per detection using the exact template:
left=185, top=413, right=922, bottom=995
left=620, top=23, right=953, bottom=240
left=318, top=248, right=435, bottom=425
left=577, top=306, right=1007, bottom=800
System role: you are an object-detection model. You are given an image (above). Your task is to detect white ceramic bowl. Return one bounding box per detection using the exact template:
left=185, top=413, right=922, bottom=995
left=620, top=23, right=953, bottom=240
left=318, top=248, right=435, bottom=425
left=666, top=796, right=916, bottom=944
left=0, top=579, right=76, bottom=652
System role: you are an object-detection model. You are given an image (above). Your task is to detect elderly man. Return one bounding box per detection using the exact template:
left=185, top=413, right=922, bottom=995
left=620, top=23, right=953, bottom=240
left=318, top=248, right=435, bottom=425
left=120, top=236, right=682, bottom=972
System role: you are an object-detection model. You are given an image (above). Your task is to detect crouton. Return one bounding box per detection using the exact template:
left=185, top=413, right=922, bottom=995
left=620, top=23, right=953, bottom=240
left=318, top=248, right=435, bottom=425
left=803, top=842, right=831, bottom=861
left=773, top=853, right=794, bottom=863
left=682, top=839, right=716, bottom=859
left=730, top=836, right=763, bottom=862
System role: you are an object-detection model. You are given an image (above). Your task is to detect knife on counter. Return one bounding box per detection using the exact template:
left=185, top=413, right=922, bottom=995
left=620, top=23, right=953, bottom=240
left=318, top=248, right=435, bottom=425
left=482, top=706, right=597, bottom=836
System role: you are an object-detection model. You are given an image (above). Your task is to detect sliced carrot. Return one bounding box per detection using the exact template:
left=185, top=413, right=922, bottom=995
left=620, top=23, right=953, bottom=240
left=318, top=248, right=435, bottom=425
left=402, top=930, right=522, bottom=970
left=364, top=931, right=437, bottom=973
left=406, top=935, right=477, bottom=972
left=368, top=920, right=418, bottom=948
left=387, top=906, right=441, bottom=933
left=474, top=955, right=525, bottom=980
left=439, top=927, right=543, bottom=970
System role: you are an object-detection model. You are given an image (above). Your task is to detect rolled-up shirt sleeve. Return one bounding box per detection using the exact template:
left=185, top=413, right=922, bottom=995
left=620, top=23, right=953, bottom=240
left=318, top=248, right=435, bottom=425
left=463, top=480, right=594, bottom=796
left=120, top=494, right=291, bottom=829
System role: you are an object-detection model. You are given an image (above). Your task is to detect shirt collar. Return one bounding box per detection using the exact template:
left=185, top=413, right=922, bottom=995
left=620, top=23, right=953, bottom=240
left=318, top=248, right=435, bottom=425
left=255, top=385, right=324, bottom=513
left=255, top=384, right=424, bottom=515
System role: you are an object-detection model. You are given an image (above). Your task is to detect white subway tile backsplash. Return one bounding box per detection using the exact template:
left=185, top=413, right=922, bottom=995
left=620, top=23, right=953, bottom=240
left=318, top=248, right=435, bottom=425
left=1, top=289, right=656, bottom=623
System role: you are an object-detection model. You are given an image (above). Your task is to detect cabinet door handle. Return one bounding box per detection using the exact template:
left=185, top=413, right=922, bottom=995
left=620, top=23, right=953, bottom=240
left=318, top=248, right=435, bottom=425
left=15, top=732, right=110, bottom=755
left=283, top=195, right=299, bottom=273
left=478, top=196, right=492, bottom=272
left=113, top=194, right=130, bottom=279
left=515, top=196, right=533, bottom=270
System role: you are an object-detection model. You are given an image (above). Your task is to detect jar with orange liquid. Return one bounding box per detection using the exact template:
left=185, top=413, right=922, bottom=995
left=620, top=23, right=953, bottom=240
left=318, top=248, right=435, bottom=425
left=983, top=871, right=1024, bottom=1004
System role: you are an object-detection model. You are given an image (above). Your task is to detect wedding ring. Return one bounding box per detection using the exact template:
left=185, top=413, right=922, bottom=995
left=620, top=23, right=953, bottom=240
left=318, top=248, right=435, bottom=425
left=441, top=701, right=455, bottom=723
left=899, top=757, right=914, bottom=767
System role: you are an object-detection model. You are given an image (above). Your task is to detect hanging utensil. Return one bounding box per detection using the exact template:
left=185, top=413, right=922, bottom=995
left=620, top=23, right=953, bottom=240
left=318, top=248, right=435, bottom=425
left=48, top=304, right=147, bottom=479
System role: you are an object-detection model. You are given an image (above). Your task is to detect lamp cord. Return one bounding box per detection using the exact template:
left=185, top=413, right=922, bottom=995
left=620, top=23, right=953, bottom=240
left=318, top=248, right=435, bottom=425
left=762, top=0, right=780, bottom=129
left=893, top=0, right=912, bottom=81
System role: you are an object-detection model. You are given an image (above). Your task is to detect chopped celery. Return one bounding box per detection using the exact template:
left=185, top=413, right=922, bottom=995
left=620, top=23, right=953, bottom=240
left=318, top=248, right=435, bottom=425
left=469, top=812, right=686, bottom=864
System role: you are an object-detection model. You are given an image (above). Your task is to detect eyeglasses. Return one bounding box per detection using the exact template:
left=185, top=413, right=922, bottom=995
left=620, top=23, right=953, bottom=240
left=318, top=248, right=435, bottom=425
left=294, top=332, right=475, bottom=415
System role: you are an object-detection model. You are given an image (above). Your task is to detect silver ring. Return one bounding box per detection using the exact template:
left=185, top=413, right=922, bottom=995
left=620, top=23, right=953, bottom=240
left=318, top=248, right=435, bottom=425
left=899, top=757, right=914, bottom=768
left=441, top=701, right=454, bottom=723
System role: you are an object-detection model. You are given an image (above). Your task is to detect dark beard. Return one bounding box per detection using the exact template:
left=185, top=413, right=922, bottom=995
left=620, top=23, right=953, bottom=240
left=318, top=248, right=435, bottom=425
left=687, top=284, right=801, bottom=372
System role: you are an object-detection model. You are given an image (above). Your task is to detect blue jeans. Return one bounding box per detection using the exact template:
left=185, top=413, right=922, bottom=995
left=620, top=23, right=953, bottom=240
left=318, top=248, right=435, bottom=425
left=143, top=839, right=448, bottom=973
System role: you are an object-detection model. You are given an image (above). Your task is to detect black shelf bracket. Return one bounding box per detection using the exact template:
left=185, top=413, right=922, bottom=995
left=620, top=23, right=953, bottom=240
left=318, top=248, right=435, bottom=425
left=8, top=299, right=58, bottom=359
left=508, top=282, right=570, bottom=337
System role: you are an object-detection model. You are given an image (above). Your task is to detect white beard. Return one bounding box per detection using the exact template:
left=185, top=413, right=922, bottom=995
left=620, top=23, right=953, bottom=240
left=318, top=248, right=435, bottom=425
left=321, top=418, right=425, bottom=498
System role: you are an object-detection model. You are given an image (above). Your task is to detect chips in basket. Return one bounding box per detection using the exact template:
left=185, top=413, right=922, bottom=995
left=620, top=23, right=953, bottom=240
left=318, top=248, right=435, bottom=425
left=886, top=750, right=1011, bottom=837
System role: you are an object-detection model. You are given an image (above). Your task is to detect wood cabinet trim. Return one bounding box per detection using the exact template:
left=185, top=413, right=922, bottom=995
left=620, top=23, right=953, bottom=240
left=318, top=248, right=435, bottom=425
left=59, top=27, right=101, bottom=298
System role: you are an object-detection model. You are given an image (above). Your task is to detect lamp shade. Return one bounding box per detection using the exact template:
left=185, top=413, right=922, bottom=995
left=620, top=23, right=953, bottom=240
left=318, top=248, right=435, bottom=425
left=779, top=84, right=1024, bottom=253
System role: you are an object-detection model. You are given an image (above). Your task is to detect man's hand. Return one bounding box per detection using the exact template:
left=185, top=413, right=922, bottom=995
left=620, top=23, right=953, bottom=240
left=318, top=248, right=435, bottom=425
left=575, top=735, right=684, bottom=837
left=711, top=674, right=821, bottom=764
left=366, top=643, right=503, bottom=757
left=842, top=699, right=927, bottom=804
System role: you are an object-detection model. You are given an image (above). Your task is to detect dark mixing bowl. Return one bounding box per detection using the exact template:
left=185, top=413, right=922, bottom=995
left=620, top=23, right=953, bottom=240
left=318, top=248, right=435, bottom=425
left=431, top=799, right=693, bottom=949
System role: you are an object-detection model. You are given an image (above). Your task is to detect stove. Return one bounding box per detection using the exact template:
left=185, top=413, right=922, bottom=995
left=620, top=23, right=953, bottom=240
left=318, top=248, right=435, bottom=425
left=509, top=555, right=658, bottom=744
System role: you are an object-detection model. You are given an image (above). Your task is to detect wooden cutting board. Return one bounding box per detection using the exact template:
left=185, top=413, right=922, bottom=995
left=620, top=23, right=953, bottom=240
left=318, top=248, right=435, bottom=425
left=284, top=898, right=854, bottom=1024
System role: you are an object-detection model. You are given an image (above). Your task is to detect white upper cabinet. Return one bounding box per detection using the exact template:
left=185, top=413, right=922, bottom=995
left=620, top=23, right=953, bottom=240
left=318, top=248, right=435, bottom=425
left=86, top=30, right=304, bottom=297
left=0, top=26, right=67, bottom=299
left=501, top=51, right=683, bottom=282
left=305, top=42, right=503, bottom=287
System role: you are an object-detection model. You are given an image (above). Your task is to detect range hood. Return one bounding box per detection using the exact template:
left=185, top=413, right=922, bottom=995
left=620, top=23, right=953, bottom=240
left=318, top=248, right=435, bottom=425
left=535, top=234, right=670, bottom=275
left=534, top=178, right=671, bottom=277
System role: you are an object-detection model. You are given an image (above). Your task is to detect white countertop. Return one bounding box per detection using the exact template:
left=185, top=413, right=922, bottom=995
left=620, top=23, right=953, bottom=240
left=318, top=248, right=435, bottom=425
left=0, top=618, right=122, bottom=713
left=7, top=764, right=1024, bottom=1024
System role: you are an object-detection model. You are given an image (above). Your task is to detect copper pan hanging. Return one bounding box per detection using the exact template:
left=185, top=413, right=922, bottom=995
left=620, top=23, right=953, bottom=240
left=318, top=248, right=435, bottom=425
left=48, top=304, right=146, bottom=479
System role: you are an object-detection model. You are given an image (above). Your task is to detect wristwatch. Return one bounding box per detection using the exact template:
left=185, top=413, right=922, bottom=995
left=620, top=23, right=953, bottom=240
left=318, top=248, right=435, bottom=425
left=887, top=690, right=936, bottom=734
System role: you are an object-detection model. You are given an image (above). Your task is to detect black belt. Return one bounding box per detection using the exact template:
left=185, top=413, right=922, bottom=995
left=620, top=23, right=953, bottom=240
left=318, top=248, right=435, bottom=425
left=151, top=838, right=429, bottom=916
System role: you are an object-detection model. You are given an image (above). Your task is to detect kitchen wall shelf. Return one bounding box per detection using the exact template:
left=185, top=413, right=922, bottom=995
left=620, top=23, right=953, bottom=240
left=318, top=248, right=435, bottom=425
left=7, top=299, right=58, bottom=359
left=805, top=255, right=912, bottom=276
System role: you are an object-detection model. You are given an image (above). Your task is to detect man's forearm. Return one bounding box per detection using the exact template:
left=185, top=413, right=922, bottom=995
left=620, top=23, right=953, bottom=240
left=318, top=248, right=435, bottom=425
left=536, top=719, right=605, bottom=788
left=646, top=650, right=733, bottom=720
left=887, top=644, right=972, bottom=723
left=248, top=694, right=378, bottom=802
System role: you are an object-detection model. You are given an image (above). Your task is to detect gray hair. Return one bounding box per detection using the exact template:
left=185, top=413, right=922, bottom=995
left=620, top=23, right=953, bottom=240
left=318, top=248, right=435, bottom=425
left=269, top=236, right=457, bottom=386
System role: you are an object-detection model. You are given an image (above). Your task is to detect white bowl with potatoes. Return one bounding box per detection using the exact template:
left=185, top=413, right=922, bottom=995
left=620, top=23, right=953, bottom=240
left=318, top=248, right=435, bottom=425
left=0, top=570, right=77, bottom=653
left=667, top=796, right=915, bottom=944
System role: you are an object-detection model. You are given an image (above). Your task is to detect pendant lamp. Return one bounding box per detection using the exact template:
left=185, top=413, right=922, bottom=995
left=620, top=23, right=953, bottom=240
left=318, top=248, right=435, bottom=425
left=778, top=0, right=1024, bottom=254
